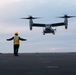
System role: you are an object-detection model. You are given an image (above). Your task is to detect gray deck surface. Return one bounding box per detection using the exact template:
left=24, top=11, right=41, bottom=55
left=0, top=53, right=76, bottom=75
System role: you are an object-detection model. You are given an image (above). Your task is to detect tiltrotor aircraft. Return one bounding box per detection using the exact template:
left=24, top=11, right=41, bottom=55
left=21, top=15, right=75, bottom=35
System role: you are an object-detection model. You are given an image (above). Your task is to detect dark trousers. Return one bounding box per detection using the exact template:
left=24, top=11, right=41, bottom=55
left=14, top=45, right=19, bottom=56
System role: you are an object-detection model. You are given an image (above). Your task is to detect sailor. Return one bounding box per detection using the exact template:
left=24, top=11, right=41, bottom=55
left=7, top=32, right=27, bottom=56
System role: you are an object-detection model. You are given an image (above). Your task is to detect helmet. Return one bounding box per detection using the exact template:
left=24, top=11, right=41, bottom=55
left=15, top=32, right=18, bottom=35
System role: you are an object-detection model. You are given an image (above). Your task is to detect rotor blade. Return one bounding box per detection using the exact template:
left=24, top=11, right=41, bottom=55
left=57, top=15, right=76, bottom=18
left=20, top=18, right=28, bottom=19
left=20, top=16, right=41, bottom=19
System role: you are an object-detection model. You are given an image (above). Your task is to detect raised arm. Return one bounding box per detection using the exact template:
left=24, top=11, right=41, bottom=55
left=19, top=37, right=27, bottom=41
left=7, top=37, right=14, bottom=41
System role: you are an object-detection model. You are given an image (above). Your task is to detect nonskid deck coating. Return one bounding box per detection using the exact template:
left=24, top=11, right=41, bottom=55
left=0, top=53, right=76, bottom=75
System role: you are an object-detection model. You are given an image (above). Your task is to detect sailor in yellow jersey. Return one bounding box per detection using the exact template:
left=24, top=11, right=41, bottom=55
left=7, top=32, right=27, bottom=56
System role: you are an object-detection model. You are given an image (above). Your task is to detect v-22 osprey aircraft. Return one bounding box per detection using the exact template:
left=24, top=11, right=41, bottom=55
left=21, top=15, right=75, bottom=35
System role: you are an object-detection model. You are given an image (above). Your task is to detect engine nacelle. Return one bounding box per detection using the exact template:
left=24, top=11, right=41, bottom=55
left=64, top=18, right=68, bottom=29
left=29, top=19, right=33, bottom=30
left=30, top=24, right=32, bottom=30
left=65, top=25, right=68, bottom=29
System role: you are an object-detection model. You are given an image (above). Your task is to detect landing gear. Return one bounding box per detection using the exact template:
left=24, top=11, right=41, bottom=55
left=43, top=32, right=45, bottom=35
left=65, top=25, right=68, bottom=29
left=53, top=31, right=55, bottom=35
left=43, top=28, right=45, bottom=35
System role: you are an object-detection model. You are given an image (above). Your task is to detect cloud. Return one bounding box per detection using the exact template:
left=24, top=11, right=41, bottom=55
left=49, top=48, right=62, bottom=51
left=28, top=47, right=62, bottom=53
left=0, top=23, right=28, bottom=34
left=0, top=0, right=21, bottom=2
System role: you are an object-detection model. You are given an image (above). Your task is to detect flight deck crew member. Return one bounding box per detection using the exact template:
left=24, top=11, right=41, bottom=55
left=7, top=32, right=27, bottom=56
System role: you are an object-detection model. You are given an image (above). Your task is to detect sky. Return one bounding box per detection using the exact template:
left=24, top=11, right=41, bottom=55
left=0, top=0, right=76, bottom=53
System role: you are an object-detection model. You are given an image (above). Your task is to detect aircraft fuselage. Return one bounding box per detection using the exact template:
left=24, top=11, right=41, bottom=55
left=43, top=25, right=55, bottom=35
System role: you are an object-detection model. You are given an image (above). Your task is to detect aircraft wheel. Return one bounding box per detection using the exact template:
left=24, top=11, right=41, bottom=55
left=43, top=32, right=45, bottom=35
left=53, top=32, right=55, bottom=35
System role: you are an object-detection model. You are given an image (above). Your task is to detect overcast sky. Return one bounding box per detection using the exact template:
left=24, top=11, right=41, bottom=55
left=0, top=0, right=76, bottom=53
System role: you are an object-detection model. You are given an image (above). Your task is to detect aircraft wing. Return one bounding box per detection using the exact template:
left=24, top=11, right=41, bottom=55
left=51, top=22, right=65, bottom=27
left=33, top=23, right=45, bottom=27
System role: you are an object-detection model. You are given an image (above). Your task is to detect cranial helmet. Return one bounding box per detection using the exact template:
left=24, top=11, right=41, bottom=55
left=15, top=32, right=18, bottom=35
